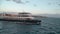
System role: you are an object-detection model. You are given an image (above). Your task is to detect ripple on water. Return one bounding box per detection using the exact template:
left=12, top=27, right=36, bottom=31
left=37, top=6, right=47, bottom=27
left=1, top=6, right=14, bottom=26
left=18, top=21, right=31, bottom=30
left=0, top=18, right=60, bottom=34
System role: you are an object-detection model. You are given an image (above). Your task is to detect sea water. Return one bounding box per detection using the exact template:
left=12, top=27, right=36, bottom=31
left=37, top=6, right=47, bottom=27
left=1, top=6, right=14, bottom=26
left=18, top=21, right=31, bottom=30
left=0, top=17, right=60, bottom=34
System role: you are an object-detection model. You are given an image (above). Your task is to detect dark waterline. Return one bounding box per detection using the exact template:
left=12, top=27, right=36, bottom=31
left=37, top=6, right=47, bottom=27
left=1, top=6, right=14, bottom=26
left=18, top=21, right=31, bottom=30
left=0, top=18, right=60, bottom=34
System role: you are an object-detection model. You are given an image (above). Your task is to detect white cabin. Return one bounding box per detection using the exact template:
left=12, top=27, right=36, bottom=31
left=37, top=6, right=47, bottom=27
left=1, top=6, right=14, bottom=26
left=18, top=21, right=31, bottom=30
left=0, top=12, right=34, bottom=20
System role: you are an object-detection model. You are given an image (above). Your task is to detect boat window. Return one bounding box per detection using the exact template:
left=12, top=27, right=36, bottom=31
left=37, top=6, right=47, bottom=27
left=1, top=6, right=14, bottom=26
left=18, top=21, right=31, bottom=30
left=18, top=15, right=30, bottom=17
left=5, top=14, right=11, bottom=16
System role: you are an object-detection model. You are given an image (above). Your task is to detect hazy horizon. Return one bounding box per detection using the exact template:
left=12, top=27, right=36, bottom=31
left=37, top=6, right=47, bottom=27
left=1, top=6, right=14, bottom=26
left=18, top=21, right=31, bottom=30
left=0, top=11, right=60, bottom=18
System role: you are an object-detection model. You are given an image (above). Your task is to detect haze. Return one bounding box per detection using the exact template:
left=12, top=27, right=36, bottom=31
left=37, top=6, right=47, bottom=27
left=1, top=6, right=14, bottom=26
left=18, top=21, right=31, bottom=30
left=0, top=0, right=60, bottom=15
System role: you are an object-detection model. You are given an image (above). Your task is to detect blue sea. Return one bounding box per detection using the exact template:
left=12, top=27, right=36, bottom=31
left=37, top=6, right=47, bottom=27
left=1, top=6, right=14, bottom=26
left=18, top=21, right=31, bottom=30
left=0, top=17, right=60, bottom=34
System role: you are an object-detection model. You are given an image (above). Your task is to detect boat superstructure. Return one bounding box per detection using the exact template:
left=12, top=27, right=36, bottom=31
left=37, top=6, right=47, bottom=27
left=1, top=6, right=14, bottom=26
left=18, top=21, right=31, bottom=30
left=18, top=12, right=34, bottom=20
left=0, top=12, right=34, bottom=20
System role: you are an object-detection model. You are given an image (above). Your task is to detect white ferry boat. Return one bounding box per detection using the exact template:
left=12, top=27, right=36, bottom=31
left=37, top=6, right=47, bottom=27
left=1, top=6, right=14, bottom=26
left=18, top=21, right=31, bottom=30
left=0, top=12, right=41, bottom=25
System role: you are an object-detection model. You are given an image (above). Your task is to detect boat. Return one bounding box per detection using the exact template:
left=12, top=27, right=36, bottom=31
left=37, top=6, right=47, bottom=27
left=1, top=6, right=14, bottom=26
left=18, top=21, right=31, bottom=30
left=0, top=12, right=41, bottom=25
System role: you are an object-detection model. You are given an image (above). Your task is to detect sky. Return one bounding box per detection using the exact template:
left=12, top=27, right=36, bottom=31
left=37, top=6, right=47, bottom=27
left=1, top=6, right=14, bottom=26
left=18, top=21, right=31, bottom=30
left=0, top=0, right=60, bottom=14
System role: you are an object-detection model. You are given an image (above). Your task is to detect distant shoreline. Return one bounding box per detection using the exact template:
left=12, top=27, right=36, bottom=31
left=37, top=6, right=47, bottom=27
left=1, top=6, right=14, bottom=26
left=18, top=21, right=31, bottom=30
left=32, top=15, right=47, bottom=18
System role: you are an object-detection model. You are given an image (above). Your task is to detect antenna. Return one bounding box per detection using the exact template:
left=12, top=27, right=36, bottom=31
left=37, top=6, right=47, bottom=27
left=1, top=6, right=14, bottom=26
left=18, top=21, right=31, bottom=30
left=22, top=10, right=26, bottom=13
left=23, top=10, right=25, bottom=12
